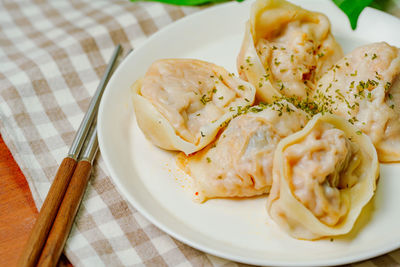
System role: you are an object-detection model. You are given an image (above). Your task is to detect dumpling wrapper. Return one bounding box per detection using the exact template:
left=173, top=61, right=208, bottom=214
left=132, top=59, right=256, bottom=154
left=237, top=0, right=343, bottom=102
left=315, top=42, right=400, bottom=162
left=267, top=114, right=379, bottom=240
left=182, top=102, right=308, bottom=202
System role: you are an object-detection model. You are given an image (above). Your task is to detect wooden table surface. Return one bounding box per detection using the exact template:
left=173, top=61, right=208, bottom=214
left=0, top=135, right=71, bottom=267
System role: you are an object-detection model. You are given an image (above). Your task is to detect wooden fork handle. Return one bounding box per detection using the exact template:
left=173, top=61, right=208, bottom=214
left=37, top=160, right=92, bottom=267
left=17, top=157, right=77, bottom=267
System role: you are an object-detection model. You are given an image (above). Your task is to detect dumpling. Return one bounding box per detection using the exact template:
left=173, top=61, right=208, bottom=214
left=315, top=42, right=400, bottom=162
left=181, top=102, right=308, bottom=202
left=132, top=59, right=256, bottom=154
left=267, top=114, right=379, bottom=240
left=237, top=0, right=343, bottom=102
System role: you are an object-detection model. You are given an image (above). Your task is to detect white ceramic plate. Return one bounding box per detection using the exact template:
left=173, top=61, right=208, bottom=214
left=97, top=1, right=400, bottom=266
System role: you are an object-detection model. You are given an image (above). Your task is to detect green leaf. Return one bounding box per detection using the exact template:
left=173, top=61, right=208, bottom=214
left=130, top=0, right=243, bottom=6
left=369, top=0, right=391, bottom=11
left=332, top=0, right=374, bottom=30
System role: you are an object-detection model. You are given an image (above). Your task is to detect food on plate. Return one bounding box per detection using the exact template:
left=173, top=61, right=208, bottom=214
left=267, top=114, right=379, bottom=240
left=315, top=42, right=400, bottom=162
left=237, top=0, right=343, bottom=102
left=132, top=59, right=256, bottom=154
left=181, top=101, right=308, bottom=202
left=126, top=0, right=395, bottom=243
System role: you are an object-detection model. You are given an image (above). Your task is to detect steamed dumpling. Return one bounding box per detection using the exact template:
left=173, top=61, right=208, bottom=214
left=237, top=0, right=343, bottom=102
left=315, top=42, right=400, bottom=162
left=267, top=114, right=379, bottom=240
left=182, top=102, right=308, bottom=202
left=132, top=59, right=256, bottom=154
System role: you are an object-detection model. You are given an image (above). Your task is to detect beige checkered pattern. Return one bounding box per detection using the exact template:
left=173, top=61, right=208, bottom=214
left=0, top=0, right=399, bottom=266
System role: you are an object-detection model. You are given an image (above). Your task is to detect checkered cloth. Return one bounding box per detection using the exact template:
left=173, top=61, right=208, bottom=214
left=1, top=0, right=400, bottom=266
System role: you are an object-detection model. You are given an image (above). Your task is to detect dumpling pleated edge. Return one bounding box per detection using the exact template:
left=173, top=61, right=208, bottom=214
left=237, top=21, right=281, bottom=102
left=237, top=0, right=342, bottom=103
left=267, top=114, right=379, bottom=240
left=131, top=78, right=255, bottom=155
